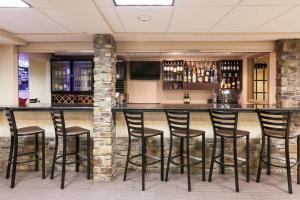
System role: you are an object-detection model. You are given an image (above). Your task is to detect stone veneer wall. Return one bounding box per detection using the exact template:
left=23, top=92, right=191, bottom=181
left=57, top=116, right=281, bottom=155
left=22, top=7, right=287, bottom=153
left=93, top=34, right=117, bottom=181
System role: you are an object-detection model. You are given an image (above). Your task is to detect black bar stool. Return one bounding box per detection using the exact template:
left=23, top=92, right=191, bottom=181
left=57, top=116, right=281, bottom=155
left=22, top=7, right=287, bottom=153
left=123, top=111, right=164, bottom=191
left=50, top=109, right=91, bottom=189
left=256, top=110, right=300, bottom=194
left=165, top=111, right=206, bottom=192
left=4, top=108, right=45, bottom=188
left=208, top=110, right=250, bottom=193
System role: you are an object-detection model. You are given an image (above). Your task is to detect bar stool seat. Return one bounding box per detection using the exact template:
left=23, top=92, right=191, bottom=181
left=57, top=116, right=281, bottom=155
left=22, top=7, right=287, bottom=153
left=4, top=108, right=45, bottom=188
left=173, top=129, right=205, bottom=138
left=131, top=127, right=162, bottom=137
left=18, top=126, right=45, bottom=135
left=216, top=129, right=250, bottom=138
left=50, top=110, right=91, bottom=189
left=61, top=126, right=90, bottom=136
left=264, top=129, right=300, bottom=139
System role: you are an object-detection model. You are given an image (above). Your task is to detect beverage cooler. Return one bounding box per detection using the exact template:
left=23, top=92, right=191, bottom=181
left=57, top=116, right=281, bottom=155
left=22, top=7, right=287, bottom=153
left=51, top=56, right=94, bottom=105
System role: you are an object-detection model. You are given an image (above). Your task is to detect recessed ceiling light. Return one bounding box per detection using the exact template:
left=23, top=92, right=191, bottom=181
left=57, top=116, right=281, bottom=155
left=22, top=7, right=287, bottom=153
left=113, top=0, right=174, bottom=6
left=137, top=15, right=151, bottom=22
left=0, top=0, right=30, bottom=8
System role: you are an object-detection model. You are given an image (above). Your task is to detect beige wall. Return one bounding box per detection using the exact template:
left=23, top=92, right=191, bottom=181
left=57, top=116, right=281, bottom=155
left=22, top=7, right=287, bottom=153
left=0, top=45, right=18, bottom=105
left=29, top=56, right=51, bottom=103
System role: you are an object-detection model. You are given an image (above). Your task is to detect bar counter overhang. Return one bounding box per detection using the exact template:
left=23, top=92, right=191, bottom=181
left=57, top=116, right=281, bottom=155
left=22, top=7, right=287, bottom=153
left=111, top=103, right=300, bottom=112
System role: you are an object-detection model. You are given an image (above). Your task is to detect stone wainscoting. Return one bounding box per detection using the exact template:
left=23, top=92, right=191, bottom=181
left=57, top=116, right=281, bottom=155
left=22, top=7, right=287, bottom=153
left=0, top=137, right=298, bottom=176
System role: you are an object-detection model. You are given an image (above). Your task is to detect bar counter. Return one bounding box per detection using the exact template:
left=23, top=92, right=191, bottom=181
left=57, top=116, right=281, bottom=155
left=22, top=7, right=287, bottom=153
left=112, top=103, right=300, bottom=112
left=0, top=103, right=94, bottom=111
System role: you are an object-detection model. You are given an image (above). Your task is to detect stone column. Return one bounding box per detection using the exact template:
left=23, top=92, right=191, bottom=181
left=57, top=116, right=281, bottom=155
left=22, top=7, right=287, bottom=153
left=276, top=39, right=300, bottom=164
left=276, top=39, right=300, bottom=108
left=93, top=34, right=117, bottom=181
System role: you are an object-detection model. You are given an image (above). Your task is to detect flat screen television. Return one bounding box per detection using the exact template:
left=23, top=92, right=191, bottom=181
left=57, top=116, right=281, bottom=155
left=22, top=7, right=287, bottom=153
left=130, top=61, right=160, bottom=80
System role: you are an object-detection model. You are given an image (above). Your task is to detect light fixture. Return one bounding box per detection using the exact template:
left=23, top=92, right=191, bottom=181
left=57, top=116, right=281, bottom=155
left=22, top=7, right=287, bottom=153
left=0, top=0, right=30, bottom=8
left=137, top=15, right=151, bottom=22
left=113, top=0, right=174, bottom=6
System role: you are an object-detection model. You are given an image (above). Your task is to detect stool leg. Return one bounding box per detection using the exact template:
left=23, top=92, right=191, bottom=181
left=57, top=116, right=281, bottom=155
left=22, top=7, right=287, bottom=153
left=141, top=137, right=146, bottom=191
left=165, top=135, right=173, bottom=182
left=266, top=136, right=271, bottom=176
left=11, top=136, right=18, bottom=188
left=256, top=135, right=265, bottom=183
left=61, top=136, right=67, bottom=189
left=35, top=134, right=39, bottom=172
left=180, top=138, right=184, bottom=174
left=6, top=136, right=14, bottom=179
left=186, top=137, right=191, bottom=192
left=160, top=133, right=164, bottom=181
left=42, top=132, right=45, bottom=179
left=75, top=135, right=80, bottom=172
left=246, top=135, right=250, bottom=182
left=123, top=136, right=131, bottom=181
left=202, top=134, right=206, bottom=181
left=208, top=135, right=217, bottom=182
left=285, top=139, right=293, bottom=194
left=297, top=136, right=300, bottom=185
left=86, top=132, right=91, bottom=180
left=221, top=137, right=225, bottom=174
left=233, top=137, right=239, bottom=193
left=50, top=135, right=58, bottom=179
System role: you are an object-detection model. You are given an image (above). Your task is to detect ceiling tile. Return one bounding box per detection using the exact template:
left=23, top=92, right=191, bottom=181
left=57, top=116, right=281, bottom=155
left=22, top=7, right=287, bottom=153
left=23, top=0, right=54, bottom=8
left=93, top=0, right=114, bottom=7
left=116, top=6, right=172, bottom=32
left=219, top=5, right=291, bottom=25
left=95, top=7, right=124, bottom=32
left=169, top=6, right=232, bottom=32
left=241, top=0, right=300, bottom=5
left=211, top=24, right=255, bottom=32
left=270, top=5, right=300, bottom=23
left=176, top=0, right=241, bottom=6
left=0, top=8, right=67, bottom=33
left=38, top=0, right=111, bottom=33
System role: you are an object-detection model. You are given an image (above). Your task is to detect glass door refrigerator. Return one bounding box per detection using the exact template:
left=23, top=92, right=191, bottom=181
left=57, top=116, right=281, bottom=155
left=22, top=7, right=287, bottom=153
left=73, top=61, right=93, bottom=92
left=51, top=61, right=71, bottom=92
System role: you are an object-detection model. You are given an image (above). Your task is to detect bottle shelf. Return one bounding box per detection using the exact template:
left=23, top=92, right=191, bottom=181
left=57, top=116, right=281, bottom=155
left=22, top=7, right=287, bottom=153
left=183, top=82, right=220, bottom=90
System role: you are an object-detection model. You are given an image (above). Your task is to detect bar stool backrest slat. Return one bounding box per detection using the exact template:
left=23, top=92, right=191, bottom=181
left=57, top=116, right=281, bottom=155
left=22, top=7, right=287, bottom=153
left=4, top=108, right=17, bottom=136
left=50, top=109, right=66, bottom=136
left=257, top=110, right=291, bottom=138
left=165, top=111, right=190, bottom=136
left=123, top=111, right=144, bottom=136
left=209, top=110, right=238, bottom=134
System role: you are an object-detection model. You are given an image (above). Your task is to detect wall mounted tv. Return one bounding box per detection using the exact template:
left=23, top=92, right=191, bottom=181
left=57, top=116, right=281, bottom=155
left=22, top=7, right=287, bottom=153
left=130, top=61, right=160, bottom=80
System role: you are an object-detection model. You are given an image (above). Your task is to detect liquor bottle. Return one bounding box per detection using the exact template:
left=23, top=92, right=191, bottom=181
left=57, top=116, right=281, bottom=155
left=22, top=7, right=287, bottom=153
left=223, top=61, right=227, bottom=71
left=232, top=77, right=236, bottom=88
left=192, top=67, right=197, bottom=83
left=188, top=67, right=192, bottom=83
left=233, top=61, right=236, bottom=71
left=227, top=77, right=231, bottom=88
left=236, top=77, right=241, bottom=89
left=236, top=61, right=240, bottom=71
left=221, top=78, right=225, bottom=89
left=173, top=63, right=177, bottom=81
left=186, top=93, right=190, bottom=104
left=183, top=63, right=188, bottom=83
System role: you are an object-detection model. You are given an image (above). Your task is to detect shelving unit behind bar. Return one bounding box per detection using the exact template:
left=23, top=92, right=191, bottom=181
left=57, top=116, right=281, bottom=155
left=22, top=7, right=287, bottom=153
left=162, top=59, right=242, bottom=91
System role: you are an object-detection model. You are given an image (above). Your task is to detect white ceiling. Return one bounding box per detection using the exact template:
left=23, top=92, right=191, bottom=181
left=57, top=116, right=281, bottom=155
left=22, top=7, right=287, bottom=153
left=0, top=0, right=300, bottom=43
